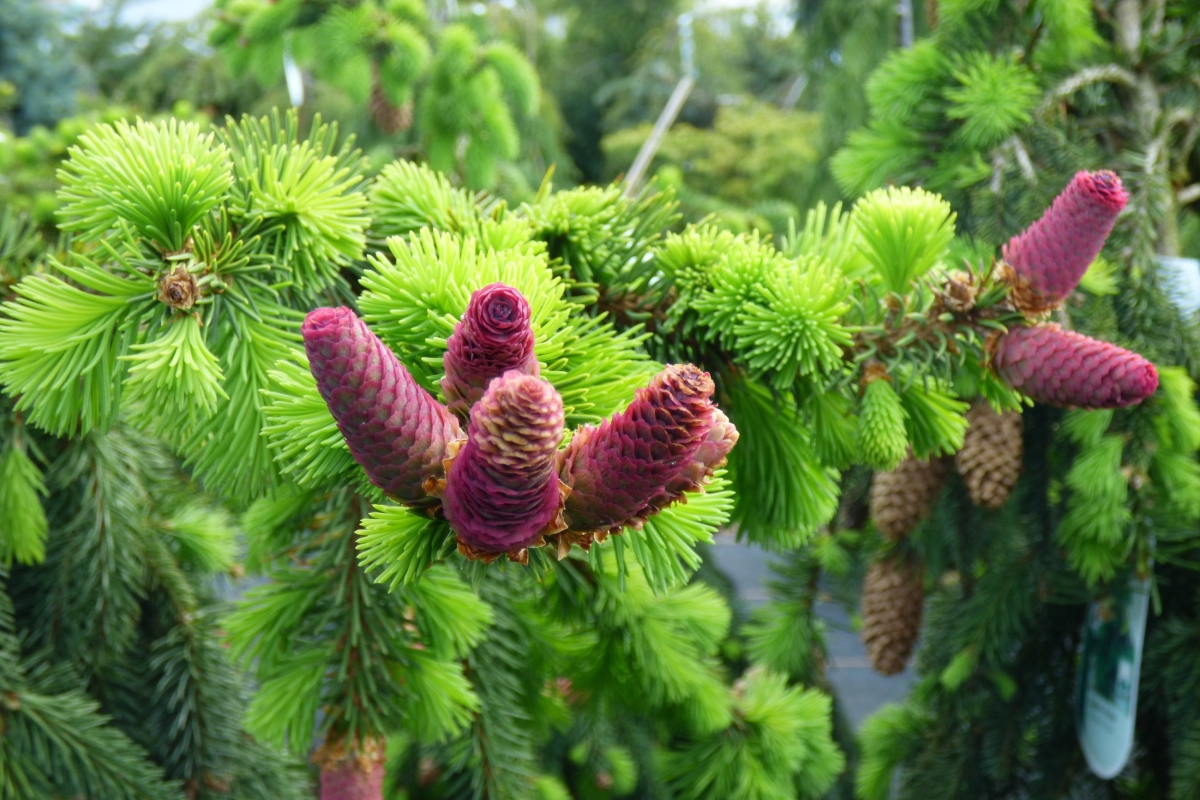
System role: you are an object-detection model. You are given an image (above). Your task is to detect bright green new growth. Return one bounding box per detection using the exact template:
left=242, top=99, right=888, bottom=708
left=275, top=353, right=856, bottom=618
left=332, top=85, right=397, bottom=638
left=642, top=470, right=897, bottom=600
left=56, top=118, right=232, bottom=253
left=857, top=378, right=910, bottom=470
left=864, top=41, right=947, bottom=124
left=900, top=378, right=969, bottom=458
left=725, top=380, right=839, bottom=549
left=853, top=186, right=956, bottom=294
left=419, top=24, right=530, bottom=188
left=122, top=314, right=227, bottom=437
left=660, top=669, right=845, bottom=800
left=0, top=432, right=47, bottom=565
left=0, top=257, right=152, bottom=437
left=945, top=53, right=1040, bottom=149
left=222, top=110, right=370, bottom=292
left=734, top=254, right=853, bottom=391
left=367, top=158, right=495, bottom=243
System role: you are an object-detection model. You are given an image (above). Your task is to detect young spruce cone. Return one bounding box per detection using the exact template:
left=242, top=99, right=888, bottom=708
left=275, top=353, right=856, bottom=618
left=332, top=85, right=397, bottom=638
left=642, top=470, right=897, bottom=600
left=441, top=371, right=566, bottom=559
left=869, top=453, right=946, bottom=540
left=317, top=737, right=385, bottom=800
left=442, top=283, right=539, bottom=418
left=955, top=401, right=1023, bottom=509
left=1002, top=170, right=1127, bottom=310
left=303, top=307, right=462, bottom=505
left=993, top=324, right=1158, bottom=409
left=559, top=364, right=738, bottom=537
left=861, top=557, right=925, bottom=676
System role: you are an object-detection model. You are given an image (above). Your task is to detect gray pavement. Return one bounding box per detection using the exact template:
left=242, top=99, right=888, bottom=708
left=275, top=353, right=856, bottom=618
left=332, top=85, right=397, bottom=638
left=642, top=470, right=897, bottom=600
left=709, top=531, right=915, bottom=729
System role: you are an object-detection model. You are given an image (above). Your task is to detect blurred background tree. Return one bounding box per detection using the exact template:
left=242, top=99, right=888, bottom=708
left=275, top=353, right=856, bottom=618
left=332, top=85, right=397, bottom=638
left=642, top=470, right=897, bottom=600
left=0, top=0, right=79, bottom=134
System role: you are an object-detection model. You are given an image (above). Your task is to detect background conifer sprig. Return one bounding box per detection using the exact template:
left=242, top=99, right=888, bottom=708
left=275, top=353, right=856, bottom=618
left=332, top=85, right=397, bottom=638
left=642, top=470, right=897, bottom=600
left=832, top=2, right=1200, bottom=796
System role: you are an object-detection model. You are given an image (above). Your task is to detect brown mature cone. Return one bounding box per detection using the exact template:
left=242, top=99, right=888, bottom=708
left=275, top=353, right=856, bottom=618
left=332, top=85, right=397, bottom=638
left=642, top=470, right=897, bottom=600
left=956, top=401, right=1023, bottom=509
left=861, top=557, right=925, bottom=676
left=869, top=453, right=946, bottom=540
left=370, top=64, right=413, bottom=134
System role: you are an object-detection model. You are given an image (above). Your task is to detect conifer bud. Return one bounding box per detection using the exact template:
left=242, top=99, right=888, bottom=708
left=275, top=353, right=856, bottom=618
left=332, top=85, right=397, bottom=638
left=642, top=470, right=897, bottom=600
left=1002, top=171, right=1127, bottom=307
left=993, top=324, right=1158, bottom=409
left=441, top=371, right=566, bottom=557
left=559, top=364, right=737, bottom=536
left=441, top=283, right=539, bottom=418
left=857, top=374, right=909, bottom=471
left=158, top=265, right=198, bottom=310
left=303, top=307, right=462, bottom=505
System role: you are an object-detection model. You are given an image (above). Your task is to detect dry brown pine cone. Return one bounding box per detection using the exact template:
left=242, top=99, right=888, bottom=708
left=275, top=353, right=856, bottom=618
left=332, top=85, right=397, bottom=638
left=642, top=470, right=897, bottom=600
left=955, top=401, right=1023, bottom=509
left=370, top=67, right=414, bottom=134
left=869, top=453, right=946, bottom=540
left=861, top=556, right=925, bottom=676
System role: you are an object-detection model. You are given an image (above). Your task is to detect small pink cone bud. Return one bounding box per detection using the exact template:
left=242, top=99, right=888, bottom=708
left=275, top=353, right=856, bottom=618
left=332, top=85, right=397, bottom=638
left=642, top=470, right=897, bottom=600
left=303, top=307, right=462, bottom=505
left=442, top=283, right=539, bottom=418
left=317, top=739, right=385, bottom=800
left=559, top=364, right=738, bottom=535
left=993, top=324, right=1158, bottom=409
left=320, top=759, right=385, bottom=800
left=442, top=371, right=566, bottom=555
left=1002, top=171, right=1127, bottom=305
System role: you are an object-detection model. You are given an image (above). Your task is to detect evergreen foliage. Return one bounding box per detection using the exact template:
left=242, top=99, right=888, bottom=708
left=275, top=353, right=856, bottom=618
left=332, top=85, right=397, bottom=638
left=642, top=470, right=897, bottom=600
left=837, top=2, right=1200, bottom=797
left=0, top=209, right=308, bottom=798
left=209, top=0, right=542, bottom=189
left=601, top=100, right=822, bottom=236
left=0, top=49, right=1177, bottom=795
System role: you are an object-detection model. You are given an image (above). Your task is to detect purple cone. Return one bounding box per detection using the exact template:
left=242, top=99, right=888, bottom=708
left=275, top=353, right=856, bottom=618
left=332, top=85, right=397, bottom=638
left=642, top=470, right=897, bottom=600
left=993, top=324, right=1158, bottom=409
left=303, top=307, right=462, bottom=505
left=442, top=283, right=539, bottom=418
left=559, top=364, right=738, bottom=535
left=1002, top=171, right=1128, bottom=306
left=441, top=371, right=565, bottom=554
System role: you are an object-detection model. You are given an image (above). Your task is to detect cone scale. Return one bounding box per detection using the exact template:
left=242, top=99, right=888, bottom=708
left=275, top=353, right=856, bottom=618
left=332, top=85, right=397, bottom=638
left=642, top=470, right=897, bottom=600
left=861, top=557, right=924, bottom=676
left=315, top=737, right=386, bottom=800
left=993, top=324, right=1158, bottom=409
left=1002, top=170, right=1128, bottom=309
left=442, top=283, right=539, bottom=419
left=558, top=364, right=738, bottom=537
left=320, top=759, right=385, bottom=800
left=955, top=401, right=1023, bottom=509
left=870, top=453, right=945, bottom=540
left=440, top=371, right=566, bottom=559
left=303, top=307, right=462, bottom=505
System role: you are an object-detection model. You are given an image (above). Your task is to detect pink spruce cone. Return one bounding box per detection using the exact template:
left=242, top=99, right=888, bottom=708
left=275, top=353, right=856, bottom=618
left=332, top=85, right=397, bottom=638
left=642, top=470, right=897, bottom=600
left=559, top=364, right=739, bottom=536
left=303, top=307, right=462, bottom=505
left=320, top=761, right=384, bottom=800
left=1002, top=170, right=1128, bottom=306
left=319, top=754, right=384, bottom=800
left=442, top=283, right=539, bottom=418
left=993, top=324, right=1158, bottom=409
left=441, top=371, right=566, bottom=556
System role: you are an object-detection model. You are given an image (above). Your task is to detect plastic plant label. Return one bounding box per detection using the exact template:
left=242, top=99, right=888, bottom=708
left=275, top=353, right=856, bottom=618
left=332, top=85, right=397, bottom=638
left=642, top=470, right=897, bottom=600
left=1157, top=256, right=1200, bottom=315
left=1075, top=575, right=1150, bottom=780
